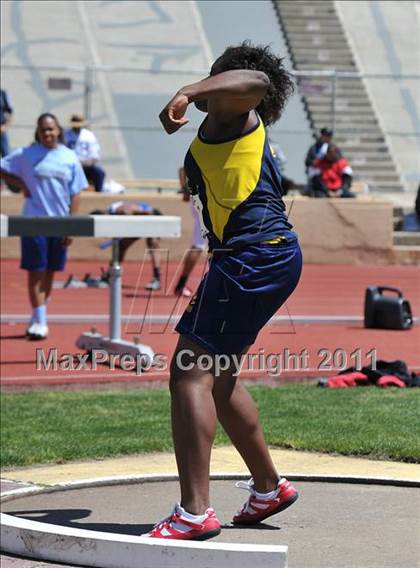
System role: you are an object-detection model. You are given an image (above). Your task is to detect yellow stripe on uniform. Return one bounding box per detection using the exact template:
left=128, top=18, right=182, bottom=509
left=190, top=120, right=265, bottom=243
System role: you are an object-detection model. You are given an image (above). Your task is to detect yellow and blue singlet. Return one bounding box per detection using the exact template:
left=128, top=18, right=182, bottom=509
left=184, top=114, right=293, bottom=251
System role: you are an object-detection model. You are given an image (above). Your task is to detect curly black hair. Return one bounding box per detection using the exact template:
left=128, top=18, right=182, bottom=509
left=213, top=40, right=294, bottom=126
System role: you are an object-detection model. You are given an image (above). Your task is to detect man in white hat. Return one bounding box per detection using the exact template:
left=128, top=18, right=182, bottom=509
left=64, top=113, right=106, bottom=192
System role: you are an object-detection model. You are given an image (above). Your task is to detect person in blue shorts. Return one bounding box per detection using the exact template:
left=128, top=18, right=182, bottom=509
left=143, top=41, right=302, bottom=541
left=0, top=113, right=88, bottom=339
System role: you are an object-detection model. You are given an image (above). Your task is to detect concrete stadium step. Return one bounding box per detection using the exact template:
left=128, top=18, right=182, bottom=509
left=313, top=122, right=383, bottom=130
left=289, top=37, right=353, bottom=46
left=346, top=150, right=393, bottom=158
left=284, top=26, right=343, bottom=32
left=310, top=106, right=377, bottom=113
left=292, top=45, right=352, bottom=53
left=334, top=137, right=387, bottom=145
left=288, top=32, right=350, bottom=40
left=281, top=15, right=340, bottom=22
left=298, top=76, right=365, bottom=85
left=294, top=57, right=356, bottom=65
left=358, top=180, right=404, bottom=192
left=294, top=51, right=355, bottom=59
left=294, top=53, right=356, bottom=63
left=273, top=0, right=403, bottom=192
left=306, top=100, right=373, bottom=109
left=300, top=97, right=370, bottom=107
left=280, top=4, right=335, bottom=11
left=300, top=92, right=369, bottom=100
left=292, top=40, right=352, bottom=49
left=311, top=120, right=380, bottom=129
left=279, top=7, right=338, bottom=16
left=287, top=35, right=351, bottom=44
left=308, top=105, right=374, bottom=113
left=298, top=82, right=367, bottom=91
left=339, top=145, right=389, bottom=154
left=348, top=155, right=396, bottom=165
left=296, top=64, right=358, bottom=71
left=392, top=244, right=420, bottom=263
left=279, top=0, right=335, bottom=6
left=354, top=164, right=397, bottom=174
left=315, top=128, right=385, bottom=137
left=279, top=2, right=335, bottom=12
left=334, top=134, right=388, bottom=141
left=354, top=178, right=402, bottom=188
left=285, top=25, right=349, bottom=35
left=283, top=20, right=345, bottom=28
left=365, top=175, right=404, bottom=186
left=290, top=40, right=353, bottom=49
left=393, top=232, right=420, bottom=246
left=353, top=176, right=402, bottom=185
left=351, top=164, right=398, bottom=173
left=368, top=187, right=405, bottom=194
left=301, top=76, right=363, bottom=83
left=310, top=111, right=378, bottom=120
left=312, top=103, right=375, bottom=111
left=310, top=114, right=379, bottom=124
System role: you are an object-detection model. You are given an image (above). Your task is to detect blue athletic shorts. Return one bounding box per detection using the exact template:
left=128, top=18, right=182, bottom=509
left=176, top=237, right=303, bottom=355
left=20, top=236, right=68, bottom=272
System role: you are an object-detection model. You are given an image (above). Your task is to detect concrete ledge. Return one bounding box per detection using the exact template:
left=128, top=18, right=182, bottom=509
left=2, top=472, right=419, bottom=568
left=0, top=512, right=288, bottom=568
left=2, top=473, right=419, bottom=505
left=0, top=193, right=408, bottom=264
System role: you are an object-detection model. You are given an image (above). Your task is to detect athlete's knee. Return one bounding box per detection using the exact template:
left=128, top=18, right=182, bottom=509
left=169, top=350, right=193, bottom=392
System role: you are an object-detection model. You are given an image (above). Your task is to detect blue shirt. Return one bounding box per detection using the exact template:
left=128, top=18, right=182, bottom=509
left=0, top=143, right=88, bottom=216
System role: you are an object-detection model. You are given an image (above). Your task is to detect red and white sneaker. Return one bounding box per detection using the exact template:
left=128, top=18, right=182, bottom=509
left=233, top=477, right=298, bottom=525
left=143, top=504, right=221, bottom=540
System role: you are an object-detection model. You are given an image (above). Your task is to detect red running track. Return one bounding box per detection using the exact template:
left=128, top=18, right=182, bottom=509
left=1, top=259, right=419, bottom=389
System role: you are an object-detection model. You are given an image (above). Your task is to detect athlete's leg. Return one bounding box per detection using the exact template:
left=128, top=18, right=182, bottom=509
left=146, top=238, right=161, bottom=277
left=182, top=248, right=202, bottom=278
left=27, top=270, right=49, bottom=334
left=212, top=361, right=279, bottom=493
left=118, top=238, right=138, bottom=263
left=170, top=335, right=218, bottom=515
left=28, top=271, right=47, bottom=308
left=175, top=247, right=203, bottom=292
left=44, top=270, right=55, bottom=302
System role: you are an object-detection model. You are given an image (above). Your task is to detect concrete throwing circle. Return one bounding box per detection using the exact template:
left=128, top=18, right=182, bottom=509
left=1, top=475, right=419, bottom=568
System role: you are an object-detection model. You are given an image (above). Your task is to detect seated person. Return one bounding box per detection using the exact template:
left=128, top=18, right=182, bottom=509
left=308, top=144, right=355, bottom=198
left=64, top=113, right=106, bottom=192
left=91, top=201, right=162, bottom=290
left=399, top=183, right=420, bottom=231
left=305, top=127, right=341, bottom=172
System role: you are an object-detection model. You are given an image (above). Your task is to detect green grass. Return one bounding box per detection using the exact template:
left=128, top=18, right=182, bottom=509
left=1, top=385, right=419, bottom=468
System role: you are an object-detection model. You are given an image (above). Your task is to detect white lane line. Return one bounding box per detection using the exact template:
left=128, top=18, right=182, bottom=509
left=2, top=314, right=419, bottom=325
left=2, top=365, right=420, bottom=383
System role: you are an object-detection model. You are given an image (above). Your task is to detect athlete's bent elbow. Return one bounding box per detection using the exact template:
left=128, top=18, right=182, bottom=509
left=257, top=71, right=270, bottom=87
left=253, top=71, right=270, bottom=95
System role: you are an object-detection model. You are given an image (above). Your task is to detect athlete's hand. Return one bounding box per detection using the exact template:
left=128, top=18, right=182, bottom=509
left=159, top=92, right=190, bottom=134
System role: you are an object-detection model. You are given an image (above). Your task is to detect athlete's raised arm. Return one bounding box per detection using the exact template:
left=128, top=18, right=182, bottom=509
left=159, top=70, right=269, bottom=134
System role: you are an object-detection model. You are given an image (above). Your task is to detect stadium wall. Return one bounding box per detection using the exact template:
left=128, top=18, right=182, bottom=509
left=1, top=193, right=407, bottom=265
